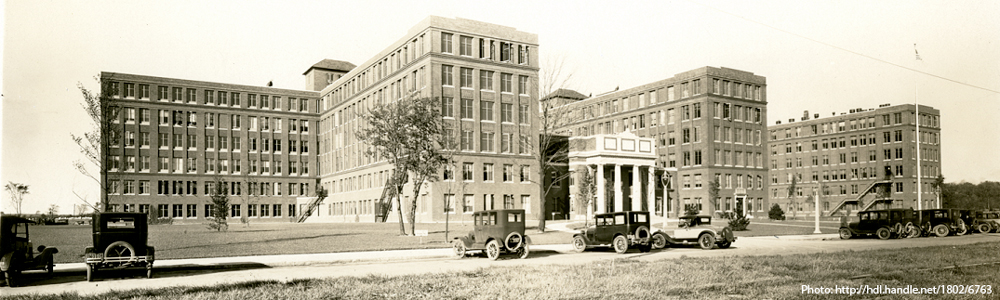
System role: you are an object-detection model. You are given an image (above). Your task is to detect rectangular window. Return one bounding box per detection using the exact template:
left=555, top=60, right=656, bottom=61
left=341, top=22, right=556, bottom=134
left=461, top=98, right=473, bottom=119
left=441, top=32, right=453, bottom=53
left=441, top=65, right=453, bottom=86
left=500, top=73, right=512, bottom=93
left=519, top=105, right=529, bottom=124
left=518, top=75, right=528, bottom=95
left=480, top=101, right=494, bottom=121
left=460, top=68, right=473, bottom=88
left=481, top=132, right=494, bottom=152
left=462, top=163, right=474, bottom=181
left=459, top=36, right=472, bottom=56
left=483, top=163, right=494, bottom=181
left=442, top=97, right=454, bottom=118
left=480, top=70, right=494, bottom=90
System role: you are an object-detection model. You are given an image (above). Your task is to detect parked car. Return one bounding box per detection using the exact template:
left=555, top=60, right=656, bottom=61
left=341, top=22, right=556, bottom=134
left=572, top=211, right=652, bottom=254
left=651, top=215, right=736, bottom=250
left=915, top=209, right=967, bottom=237
left=1, top=216, right=59, bottom=287
left=839, top=209, right=918, bottom=240
left=452, top=209, right=530, bottom=260
left=973, top=210, right=1000, bottom=233
left=84, top=213, right=154, bottom=281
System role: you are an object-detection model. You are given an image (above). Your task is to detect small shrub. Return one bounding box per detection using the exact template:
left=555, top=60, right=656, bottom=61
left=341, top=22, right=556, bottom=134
left=768, top=203, right=786, bottom=221
left=684, top=205, right=700, bottom=216
left=723, top=212, right=751, bottom=231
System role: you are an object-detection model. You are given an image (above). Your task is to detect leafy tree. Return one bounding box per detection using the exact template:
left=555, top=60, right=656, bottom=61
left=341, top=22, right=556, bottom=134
left=684, top=204, right=700, bottom=216
left=357, top=96, right=448, bottom=236
left=72, top=75, right=123, bottom=212
left=207, top=176, right=230, bottom=232
left=787, top=175, right=798, bottom=219
left=724, top=211, right=751, bottom=231
left=708, top=178, right=721, bottom=217
left=768, top=203, right=786, bottom=220
left=575, top=167, right=597, bottom=227
left=5, top=182, right=29, bottom=215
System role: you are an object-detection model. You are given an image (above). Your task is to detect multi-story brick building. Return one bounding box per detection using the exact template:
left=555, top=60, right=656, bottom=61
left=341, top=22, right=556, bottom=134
left=767, top=103, right=942, bottom=217
left=552, top=67, right=770, bottom=218
left=315, top=16, right=541, bottom=222
left=101, top=72, right=323, bottom=222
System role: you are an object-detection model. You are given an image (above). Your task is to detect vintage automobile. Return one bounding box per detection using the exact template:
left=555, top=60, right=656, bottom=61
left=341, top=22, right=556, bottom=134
left=973, top=210, right=1000, bottom=233
left=572, top=211, right=652, bottom=254
left=1, top=216, right=58, bottom=287
left=915, top=209, right=967, bottom=237
left=651, top=215, right=736, bottom=250
left=839, top=209, right=918, bottom=240
left=84, top=212, right=154, bottom=281
left=452, top=209, right=530, bottom=260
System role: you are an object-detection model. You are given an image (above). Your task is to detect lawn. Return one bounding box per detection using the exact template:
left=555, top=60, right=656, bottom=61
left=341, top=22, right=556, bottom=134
left=30, top=221, right=573, bottom=264
left=10, top=241, right=1000, bottom=299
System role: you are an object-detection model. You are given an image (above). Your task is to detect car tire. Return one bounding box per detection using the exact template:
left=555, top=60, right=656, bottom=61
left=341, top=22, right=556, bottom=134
left=905, top=223, right=920, bottom=239
left=105, top=241, right=137, bottom=262
left=635, top=226, right=651, bottom=240
left=956, top=220, right=968, bottom=236
left=572, top=236, right=587, bottom=253
left=516, top=243, right=530, bottom=259
left=892, top=223, right=904, bottom=238
left=651, top=232, right=667, bottom=249
left=146, top=266, right=153, bottom=279
left=485, top=240, right=501, bottom=260
left=452, top=240, right=467, bottom=258
left=933, top=224, right=949, bottom=237
left=698, top=233, right=715, bottom=250
left=977, top=223, right=992, bottom=234
left=613, top=235, right=629, bottom=254
left=876, top=227, right=892, bottom=240
left=505, top=232, right=524, bottom=251
left=718, top=241, right=732, bottom=249
left=839, top=228, right=852, bottom=239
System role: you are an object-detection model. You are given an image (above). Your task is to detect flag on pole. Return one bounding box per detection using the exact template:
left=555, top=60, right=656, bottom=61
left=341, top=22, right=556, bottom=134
left=914, top=43, right=922, bottom=61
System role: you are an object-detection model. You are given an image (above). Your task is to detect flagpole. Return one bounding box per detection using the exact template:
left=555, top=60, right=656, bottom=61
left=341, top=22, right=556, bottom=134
left=914, top=44, right=922, bottom=210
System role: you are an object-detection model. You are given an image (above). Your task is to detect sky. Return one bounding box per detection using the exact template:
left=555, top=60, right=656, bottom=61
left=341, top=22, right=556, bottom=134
left=2, top=0, right=999, bottom=214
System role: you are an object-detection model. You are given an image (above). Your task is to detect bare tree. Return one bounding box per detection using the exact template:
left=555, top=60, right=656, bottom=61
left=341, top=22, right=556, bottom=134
left=207, top=176, right=230, bottom=232
left=238, top=173, right=260, bottom=227
left=5, top=182, right=29, bottom=215
left=532, top=55, right=578, bottom=232
left=358, top=96, right=448, bottom=236
left=787, top=175, right=798, bottom=219
left=72, top=75, right=123, bottom=212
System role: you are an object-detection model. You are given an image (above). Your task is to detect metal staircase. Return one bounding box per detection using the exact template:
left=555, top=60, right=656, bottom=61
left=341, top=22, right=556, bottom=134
left=296, top=196, right=326, bottom=223
left=375, top=172, right=407, bottom=222
left=828, top=180, right=893, bottom=216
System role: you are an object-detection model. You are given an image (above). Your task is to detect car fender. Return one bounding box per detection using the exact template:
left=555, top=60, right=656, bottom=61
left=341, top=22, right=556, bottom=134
left=36, top=247, right=59, bottom=264
left=523, top=235, right=532, bottom=245
left=0, top=252, right=13, bottom=271
left=453, top=236, right=473, bottom=248
left=572, top=232, right=592, bottom=244
left=652, top=230, right=679, bottom=245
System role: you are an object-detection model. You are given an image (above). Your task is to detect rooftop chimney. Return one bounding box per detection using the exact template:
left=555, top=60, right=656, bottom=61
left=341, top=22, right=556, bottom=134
left=802, top=110, right=810, bottom=121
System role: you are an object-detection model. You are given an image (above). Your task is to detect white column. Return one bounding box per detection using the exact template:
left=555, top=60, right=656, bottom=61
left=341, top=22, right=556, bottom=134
left=596, top=164, right=606, bottom=214
left=614, top=164, right=623, bottom=212
left=632, top=165, right=641, bottom=211
left=647, top=167, right=656, bottom=214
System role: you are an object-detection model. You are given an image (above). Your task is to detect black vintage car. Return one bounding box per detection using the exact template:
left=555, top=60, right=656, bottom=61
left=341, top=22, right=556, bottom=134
left=839, top=209, right=918, bottom=240
left=452, top=209, right=530, bottom=260
left=572, top=211, right=652, bottom=254
left=1, top=216, right=58, bottom=287
left=915, top=209, right=967, bottom=237
left=84, top=213, right=154, bottom=281
left=973, top=210, right=1000, bottom=233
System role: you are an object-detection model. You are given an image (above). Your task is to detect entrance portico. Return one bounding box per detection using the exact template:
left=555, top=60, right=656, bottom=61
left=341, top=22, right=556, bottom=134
left=568, top=132, right=664, bottom=221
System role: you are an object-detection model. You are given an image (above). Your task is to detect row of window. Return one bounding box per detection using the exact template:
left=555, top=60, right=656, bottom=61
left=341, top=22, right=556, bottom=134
left=771, top=111, right=939, bottom=140
left=681, top=173, right=764, bottom=190
left=443, top=194, right=532, bottom=214
left=441, top=98, right=531, bottom=123
left=771, top=147, right=941, bottom=171
left=443, top=33, right=530, bottom=64
left=442, top=130, right=531, bottom=154
left=683, top=198, right=766, bottom=213
left=116, top=107, right=312, bottom=133
left=771, top=131, right=940, bottom=156
left=571, top=80, right=764, bottom=121
left=108, top=179, right=310, bottom=197
left=772, top=164, right=941, bottom=186
left=772, top=181, right=908, bottom=199
left=108, top=82, right=311, bottom=112
left=112, top=203, right=299, bottom=219
left=108, top=155, right=310, bottom=176
left=111, top=131, right=311, bottom=154
left=442, top=163, right=532, bottom=183
left=326, top=65, right=428, bottom=125
left=712, top=150, right=764, bottom=168
left=325, top=32, right=429, bottom=109
left=441, top=66, right=531, bottom=94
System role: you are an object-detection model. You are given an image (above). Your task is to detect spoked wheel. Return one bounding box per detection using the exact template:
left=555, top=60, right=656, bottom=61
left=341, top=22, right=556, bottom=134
left=485, top=240, right=501, bottom=260
left=651, top=232, right=667, bottom=249
left=933, top=224, right=949, bottom=237
left=955, top=220, right=968, bottom=236
left=905, top=223, right=921, bottom=238
left=698, top=233, right=716, bottom=250
left=876, top=227, right=892, bottom=240
left=612, top=235, right=629, bottom=254
left=839, top=228, right=853, bottom=239
left=105, top=241, right=137, bottom=262
left=516, top=243, right=530, bottom=259
left=452, top=240, right=467, bottom=258
left=572, top=236, right=587, bottom=253
left=977, top=223, right=992, bottom=234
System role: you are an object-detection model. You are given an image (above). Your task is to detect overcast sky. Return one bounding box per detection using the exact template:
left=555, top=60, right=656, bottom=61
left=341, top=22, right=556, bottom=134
left=3, top=0, right=999, bottom=214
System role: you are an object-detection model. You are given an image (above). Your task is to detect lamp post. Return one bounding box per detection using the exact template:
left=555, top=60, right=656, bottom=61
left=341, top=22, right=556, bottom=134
left=813, top=187, right=822, bottom=234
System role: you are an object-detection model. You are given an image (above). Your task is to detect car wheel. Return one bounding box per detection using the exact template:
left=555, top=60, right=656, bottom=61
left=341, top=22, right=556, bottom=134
left=452, top=240, right=467, bottom=258
left=146, top=266, right=153, bottom=279
left=516, top=243, right=530, bottom=259
left=933, top=224, right=949, bottom=237
left=86, top=265, right=94, bottom=282
left=572, top=236, right=587, bottom=253
left=651, top=232, right=667, bottom=249
left=105, top=241, right=137, bottom=262
left=956, top=220, right=968, bottom=236
left=977, top=223, right=992, bottom=234
left=876, top=227, right=892, bottom=240
left=613, top=235, right=629, bottom=254
left=892, top=223, right=904, bottom=238
left=905, top=223, right=920, bottom=239
left=485, top=240, right=501, bottom=260
left=505, top=232, right=524, bottom=251
left=718, top=240, right=732, bottom=249
left=839, top=228, right=852, bottom=239
left=698, top=233, right=715, bottom=250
